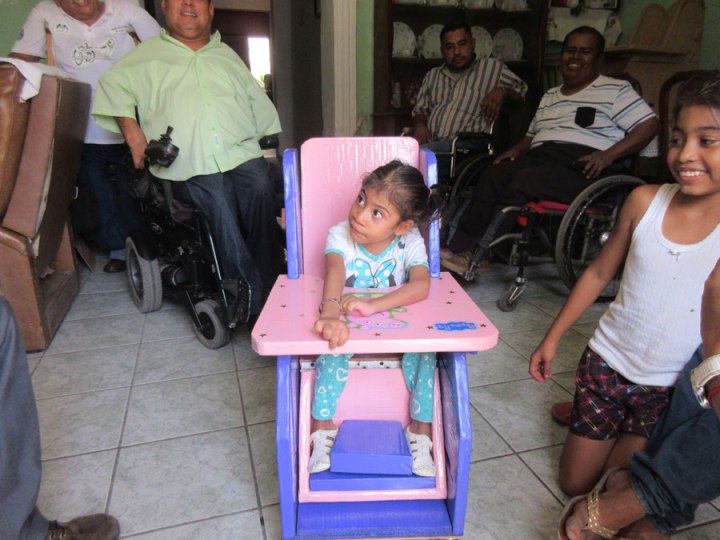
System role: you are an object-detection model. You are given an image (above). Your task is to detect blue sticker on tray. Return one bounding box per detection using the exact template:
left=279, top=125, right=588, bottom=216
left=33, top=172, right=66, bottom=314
left=434, top=321, right=478, bottom=332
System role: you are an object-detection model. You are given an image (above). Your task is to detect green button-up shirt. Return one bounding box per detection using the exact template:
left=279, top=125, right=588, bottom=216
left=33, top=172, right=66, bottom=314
left=92, top=30, right=281, bottom=180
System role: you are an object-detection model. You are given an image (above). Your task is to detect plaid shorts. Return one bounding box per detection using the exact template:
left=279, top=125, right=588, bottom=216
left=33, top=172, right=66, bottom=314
left=569, top=347, right=673, bottom=441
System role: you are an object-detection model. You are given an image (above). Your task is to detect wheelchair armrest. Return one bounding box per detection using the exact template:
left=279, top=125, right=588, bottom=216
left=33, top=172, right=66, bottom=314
left=455, top=131, right=492, bottom=142
left=259, top=134, right=279, bottom=150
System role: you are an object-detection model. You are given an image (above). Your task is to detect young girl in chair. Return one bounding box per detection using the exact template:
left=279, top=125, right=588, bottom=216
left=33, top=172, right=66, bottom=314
left=528, top=71, right=720, bottom=538
left=308, top=160, right=444, bottom=477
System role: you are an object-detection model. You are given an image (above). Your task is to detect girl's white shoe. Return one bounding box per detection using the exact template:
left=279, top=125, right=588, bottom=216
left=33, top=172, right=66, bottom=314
left=405, top=427, right=436, bottom=477
left=308, top=429, right=338, bottom=473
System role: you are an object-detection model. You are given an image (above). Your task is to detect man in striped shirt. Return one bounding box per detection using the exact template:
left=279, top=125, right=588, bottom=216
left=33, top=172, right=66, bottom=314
left=412, top=21, right=527, bottom=179
left=440, top=26, right=659, bottom=276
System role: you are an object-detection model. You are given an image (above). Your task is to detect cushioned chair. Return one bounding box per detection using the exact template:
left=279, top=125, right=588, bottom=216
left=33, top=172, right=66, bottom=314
left=0, top=62, right=90, bottom=351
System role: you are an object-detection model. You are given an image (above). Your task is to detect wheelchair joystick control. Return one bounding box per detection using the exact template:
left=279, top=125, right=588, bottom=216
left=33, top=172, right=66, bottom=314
left=145, top=126, right=179, bottom=167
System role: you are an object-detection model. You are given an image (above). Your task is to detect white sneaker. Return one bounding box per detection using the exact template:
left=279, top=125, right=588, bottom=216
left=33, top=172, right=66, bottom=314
left=405, top=427, right=436, bottom=477
left=308, top=429, right=338, bottom=473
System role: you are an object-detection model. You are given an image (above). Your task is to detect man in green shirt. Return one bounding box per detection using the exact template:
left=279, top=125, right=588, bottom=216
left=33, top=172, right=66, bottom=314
left=92, top=0, right=282, bottom=317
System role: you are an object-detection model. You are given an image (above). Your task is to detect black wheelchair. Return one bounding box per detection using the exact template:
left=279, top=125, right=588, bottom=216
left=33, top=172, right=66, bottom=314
left=492, top=174, right=645, bottom=311
left=439, top=152, right=645, bottom=311
left=124, top=128, right=276, bottom=348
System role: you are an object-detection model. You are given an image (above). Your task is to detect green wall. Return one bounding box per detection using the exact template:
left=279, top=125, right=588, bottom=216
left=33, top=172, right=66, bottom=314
left=1, top=0, right=36, bottom=56
left=617, top=0, right=719, bottom=70
left=356, top=0, right=373, bottom=135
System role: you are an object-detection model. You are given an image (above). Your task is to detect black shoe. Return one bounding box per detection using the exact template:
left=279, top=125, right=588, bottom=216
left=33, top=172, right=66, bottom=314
left=103, top=259, right=126, bottom=273
left=221, top=278, right=252, bottom=327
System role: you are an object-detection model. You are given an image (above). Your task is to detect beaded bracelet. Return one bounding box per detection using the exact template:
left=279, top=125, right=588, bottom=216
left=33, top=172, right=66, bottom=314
left=318, top=297, right=341, bottom=312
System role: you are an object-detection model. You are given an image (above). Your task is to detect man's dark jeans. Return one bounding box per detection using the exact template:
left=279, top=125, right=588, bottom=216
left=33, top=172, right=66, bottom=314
left=184, top=157, right=283, bottom=315
left=75, top=143, right=145, bottom=254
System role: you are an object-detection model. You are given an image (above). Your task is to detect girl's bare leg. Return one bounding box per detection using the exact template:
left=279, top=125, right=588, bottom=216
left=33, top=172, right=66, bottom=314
left=408, top=419, right=432, bottom=439
left=560, top=432, right=648, bottom=496
left=311, top=418, right=336, bottom=433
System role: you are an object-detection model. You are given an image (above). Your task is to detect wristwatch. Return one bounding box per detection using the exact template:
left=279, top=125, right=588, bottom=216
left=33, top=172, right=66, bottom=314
left=690, top=354, right=720, bottom=409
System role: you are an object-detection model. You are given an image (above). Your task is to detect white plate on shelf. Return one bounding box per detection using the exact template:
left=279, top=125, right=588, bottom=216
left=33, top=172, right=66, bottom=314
left=471, top=26, right=493, bottom=58
left=493, top=28, right=523, bottom=61
left=495, top=0, right=527, bottom=11
left=461, top=0, right=494, bottom=8
left=418, top=24, right=444, bottom=59
left=392, top=22, right=417, bottom=58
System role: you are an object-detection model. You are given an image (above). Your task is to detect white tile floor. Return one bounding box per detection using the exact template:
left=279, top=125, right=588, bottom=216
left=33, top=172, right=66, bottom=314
left=29, top=256, right=720, bottom=539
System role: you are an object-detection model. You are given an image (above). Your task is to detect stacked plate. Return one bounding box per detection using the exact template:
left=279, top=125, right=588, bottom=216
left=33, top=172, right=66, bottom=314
left=418, top=24, right=444, bottom=59
left=471, top=26, right=493, bottom=58
left=492, top=28, right=523, bottom=61
left=393, top=22, right=417, bottom=58
left=495, top=0, right=528, bottom=10
left=461, top=0, right=494, bottom=7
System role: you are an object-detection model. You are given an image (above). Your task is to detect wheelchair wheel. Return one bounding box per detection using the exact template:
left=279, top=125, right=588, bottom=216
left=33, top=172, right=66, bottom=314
left=126, top=237, right=163, bottom=313
left=449, top=152, right=494, bottom=201
left=555, top=175, right=644, bottom=299
left=441, top=153, right=494, bottom=245
left=497, top=279, right=527, bottom=312
left=193, top=299, right=230, bottom=349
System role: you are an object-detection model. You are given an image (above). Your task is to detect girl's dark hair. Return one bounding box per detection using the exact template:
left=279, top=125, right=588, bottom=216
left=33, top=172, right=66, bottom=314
left=673, top=71, right=720, bottom=120
left=361, top=160, right=445, bottom=225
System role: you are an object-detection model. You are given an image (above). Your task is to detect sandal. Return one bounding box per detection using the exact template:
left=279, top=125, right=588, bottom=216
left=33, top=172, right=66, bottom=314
left=308, top=429, right=337, bottom=473
left=558, top=466, right=621, bottom=540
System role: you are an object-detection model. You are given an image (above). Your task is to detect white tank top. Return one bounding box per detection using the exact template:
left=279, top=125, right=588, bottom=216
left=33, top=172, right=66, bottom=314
left=589, top=183, right=720, bottom=386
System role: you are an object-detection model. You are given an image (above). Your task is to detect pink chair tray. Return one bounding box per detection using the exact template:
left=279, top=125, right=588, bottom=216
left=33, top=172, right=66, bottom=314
left=252, top=274, right=498, bottom=356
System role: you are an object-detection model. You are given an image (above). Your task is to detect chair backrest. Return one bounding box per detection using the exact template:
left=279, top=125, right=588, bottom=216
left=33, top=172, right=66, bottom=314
left=0, top=64, right=30, bottom=218
left=283, top=137, right=439, bottom=278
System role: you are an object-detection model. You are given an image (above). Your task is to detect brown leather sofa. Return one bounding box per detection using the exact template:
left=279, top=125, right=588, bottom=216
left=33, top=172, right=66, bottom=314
left=0, top=62, right=90, bottom=351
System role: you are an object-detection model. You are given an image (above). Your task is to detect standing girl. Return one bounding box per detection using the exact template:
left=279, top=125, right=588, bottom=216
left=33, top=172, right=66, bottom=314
left=309, top=160, right=444, bottom=477
left=530, top=71, right=720, bottom=507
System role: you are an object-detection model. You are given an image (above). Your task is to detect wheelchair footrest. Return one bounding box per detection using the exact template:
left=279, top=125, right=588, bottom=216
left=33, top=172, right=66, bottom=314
left=222, top=278, right=252, bottom=326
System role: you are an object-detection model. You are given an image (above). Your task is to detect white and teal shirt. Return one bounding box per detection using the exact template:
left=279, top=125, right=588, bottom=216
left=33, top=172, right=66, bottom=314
left=325, top=220, right=429, bottom=288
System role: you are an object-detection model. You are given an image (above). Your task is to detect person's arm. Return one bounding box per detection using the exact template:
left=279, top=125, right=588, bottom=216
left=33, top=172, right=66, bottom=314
left=8, top=52, right=41, bottom=62
left=480, top=64, right=527, bottom=121
left=529, top=185, right=655, bottom=382
left=412, top=75, right=432, bottom=143
left=116, top=117, right=148, bottom=169
left=9, top=5, right=48, bottom=61
left=412, top=114, right=432, bottom=144
left=700, top=260, right=720, bottom=420
left=342, top=264, right=431, bottom=316
left=577, top=116, right=660, bottom=179
left=493, top=135, right=532, bottom=164
left=314, top=253, right=350, bottom=350
left=246, top=69, right=282, bottom=138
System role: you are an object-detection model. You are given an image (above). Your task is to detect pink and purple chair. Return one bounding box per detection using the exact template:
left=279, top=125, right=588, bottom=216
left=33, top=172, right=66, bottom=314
left=251, top=137, right=499, bottom=538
